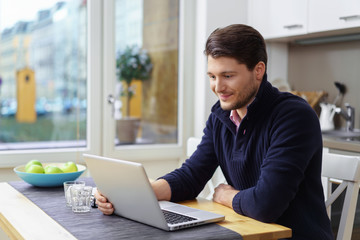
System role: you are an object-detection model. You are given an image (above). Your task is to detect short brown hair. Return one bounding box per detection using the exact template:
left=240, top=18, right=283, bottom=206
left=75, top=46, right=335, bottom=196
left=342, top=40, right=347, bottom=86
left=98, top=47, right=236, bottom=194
left=204, top=24, right=267, bottom=71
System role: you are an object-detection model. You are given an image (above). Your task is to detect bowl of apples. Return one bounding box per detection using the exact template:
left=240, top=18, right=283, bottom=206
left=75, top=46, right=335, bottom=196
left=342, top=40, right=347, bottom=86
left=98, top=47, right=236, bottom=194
left=14, top=160, right=86, bottom=187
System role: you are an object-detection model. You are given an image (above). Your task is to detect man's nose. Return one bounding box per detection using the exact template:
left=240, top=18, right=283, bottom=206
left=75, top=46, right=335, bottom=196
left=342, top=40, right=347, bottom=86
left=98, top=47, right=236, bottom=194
left=215, top=79, right=225, bottom=93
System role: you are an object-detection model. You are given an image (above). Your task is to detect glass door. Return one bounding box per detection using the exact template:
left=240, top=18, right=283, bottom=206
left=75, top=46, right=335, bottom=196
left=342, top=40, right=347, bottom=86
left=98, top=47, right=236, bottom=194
left=102, top=0, right=193, bottom=163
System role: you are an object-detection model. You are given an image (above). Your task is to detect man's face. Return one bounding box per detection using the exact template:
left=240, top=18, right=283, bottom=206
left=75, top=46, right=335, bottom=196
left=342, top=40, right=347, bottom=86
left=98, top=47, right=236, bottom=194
left=207, top=56, right=260, bottom=112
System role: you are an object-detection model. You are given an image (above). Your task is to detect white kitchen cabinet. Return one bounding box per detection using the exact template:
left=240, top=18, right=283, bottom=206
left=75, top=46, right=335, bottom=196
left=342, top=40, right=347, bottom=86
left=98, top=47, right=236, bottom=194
left=248, top=0, right=308, bottom=39
left=308, top=0, right=360, bottom=33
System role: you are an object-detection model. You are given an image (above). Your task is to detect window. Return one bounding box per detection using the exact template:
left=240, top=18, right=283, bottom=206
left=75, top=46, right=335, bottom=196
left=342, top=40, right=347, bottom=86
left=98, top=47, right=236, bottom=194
left=0, top=0, right=87, bottom=150
left=112, top=0, right=179, bottom=146
left=0, top=0, right=192, bottom=168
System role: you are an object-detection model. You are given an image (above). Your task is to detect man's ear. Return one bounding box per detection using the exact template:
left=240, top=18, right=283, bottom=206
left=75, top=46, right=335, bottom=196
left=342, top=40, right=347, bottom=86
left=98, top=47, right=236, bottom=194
left=254, top=61, right=266, bottom=80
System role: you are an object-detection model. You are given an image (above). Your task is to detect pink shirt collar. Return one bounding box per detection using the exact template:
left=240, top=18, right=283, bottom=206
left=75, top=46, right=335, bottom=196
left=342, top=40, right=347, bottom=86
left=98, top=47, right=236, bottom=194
left=230, top=110, right=241, bottom=132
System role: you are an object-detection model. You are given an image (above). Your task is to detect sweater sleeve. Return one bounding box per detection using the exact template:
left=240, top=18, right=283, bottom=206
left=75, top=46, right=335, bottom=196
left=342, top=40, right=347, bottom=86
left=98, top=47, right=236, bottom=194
left=232, top=100, right=323, bottom=222
left=159, top=115, right=220, bottom=202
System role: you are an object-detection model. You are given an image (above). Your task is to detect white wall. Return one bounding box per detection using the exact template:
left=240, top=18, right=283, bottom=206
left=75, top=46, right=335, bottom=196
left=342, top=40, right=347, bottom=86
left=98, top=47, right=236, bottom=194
left=193, top=0, right=248, bottom=137
left=266, top=42, right=289, bottom=84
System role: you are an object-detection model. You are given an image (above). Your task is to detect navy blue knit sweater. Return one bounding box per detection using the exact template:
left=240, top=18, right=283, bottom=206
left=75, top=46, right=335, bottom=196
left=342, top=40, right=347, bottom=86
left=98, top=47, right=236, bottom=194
left=161, top=75, right=333, bottom=240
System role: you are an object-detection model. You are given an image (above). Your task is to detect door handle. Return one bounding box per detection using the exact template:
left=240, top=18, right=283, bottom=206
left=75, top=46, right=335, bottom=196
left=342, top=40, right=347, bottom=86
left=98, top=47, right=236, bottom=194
left=283, top=24, right=303, bottom=29
left=339, top=15, right=360, bottom=21
left=107, top=94, right=115, bottom=104
left=107, top=94, right=122, bottom=119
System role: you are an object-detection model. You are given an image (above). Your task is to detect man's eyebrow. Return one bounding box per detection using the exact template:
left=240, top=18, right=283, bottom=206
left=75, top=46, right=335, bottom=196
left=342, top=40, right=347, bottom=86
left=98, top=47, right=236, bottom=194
left=207, top=71, right=237, bottom=75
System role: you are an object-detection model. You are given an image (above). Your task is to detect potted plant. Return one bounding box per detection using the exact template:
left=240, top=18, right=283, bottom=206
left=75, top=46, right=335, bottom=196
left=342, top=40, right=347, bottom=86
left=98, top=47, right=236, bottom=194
left=115, top=45, right=152, bottom=143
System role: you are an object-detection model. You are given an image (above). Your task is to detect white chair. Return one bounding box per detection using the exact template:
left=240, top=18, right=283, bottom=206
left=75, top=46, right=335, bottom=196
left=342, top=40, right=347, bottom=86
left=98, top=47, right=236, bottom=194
left=187, top=137, right=227, bottom=200
left=322, top=150, right=360, bottom=240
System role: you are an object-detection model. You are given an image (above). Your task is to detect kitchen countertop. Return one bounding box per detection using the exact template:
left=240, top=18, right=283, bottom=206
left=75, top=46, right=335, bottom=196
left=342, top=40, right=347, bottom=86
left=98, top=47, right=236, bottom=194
left=323, top=137, right=360, bottom=153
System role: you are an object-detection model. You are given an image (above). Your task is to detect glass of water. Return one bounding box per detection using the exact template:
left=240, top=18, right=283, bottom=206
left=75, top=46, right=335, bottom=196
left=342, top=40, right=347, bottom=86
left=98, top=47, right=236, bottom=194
left=70, top=185, right=93, bottom=213
left=63, top=181, right=85, bottom=207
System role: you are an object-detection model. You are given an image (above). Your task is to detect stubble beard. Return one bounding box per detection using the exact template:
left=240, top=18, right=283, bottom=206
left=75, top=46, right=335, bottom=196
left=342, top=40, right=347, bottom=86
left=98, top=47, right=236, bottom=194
left=219, top=86, right=258, bottom=111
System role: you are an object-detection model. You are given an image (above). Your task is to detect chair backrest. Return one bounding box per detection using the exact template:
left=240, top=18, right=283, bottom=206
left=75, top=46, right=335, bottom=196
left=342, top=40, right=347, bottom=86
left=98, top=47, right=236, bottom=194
left=322, top=151, right=360, bottom=240
left=186, top=137, right=227, bottom=200
left=322, top=152, right=360, bottom=182
left=187, top=137, right=201, bottom=157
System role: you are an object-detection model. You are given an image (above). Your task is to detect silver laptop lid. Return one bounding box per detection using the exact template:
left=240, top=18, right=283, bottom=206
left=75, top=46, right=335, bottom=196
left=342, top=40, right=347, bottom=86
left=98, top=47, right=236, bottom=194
left=83, top=154, right=169, bottom=230
left=83, top=154, right=225, bottom=231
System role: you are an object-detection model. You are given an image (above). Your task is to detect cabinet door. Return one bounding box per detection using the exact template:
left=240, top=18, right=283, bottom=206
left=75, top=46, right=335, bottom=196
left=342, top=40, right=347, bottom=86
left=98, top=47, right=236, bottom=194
left=248, top=0, right=308, bottom=39
left=248, top=0, right=272, bottom=38
left=309, top=0, right=360, bottom=33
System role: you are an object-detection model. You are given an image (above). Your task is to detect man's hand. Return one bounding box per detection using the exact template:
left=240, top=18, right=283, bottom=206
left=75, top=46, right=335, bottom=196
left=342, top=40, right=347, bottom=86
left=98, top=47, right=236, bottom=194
left=151, top=179, right=171, bottom=201
left=94, top=190, right=115, bottom=215
left=213, top=184, right=239, bottom=209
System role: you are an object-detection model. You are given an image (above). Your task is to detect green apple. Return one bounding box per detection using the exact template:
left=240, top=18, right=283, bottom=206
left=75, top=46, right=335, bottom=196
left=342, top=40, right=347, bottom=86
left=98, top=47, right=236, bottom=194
left=61, top=161, right=78, bottom=173
left=25, top=160, right=43, bottom=172
left=26, top=164, right=45, bottom=174
left=44, top=165, right=64, bottom=174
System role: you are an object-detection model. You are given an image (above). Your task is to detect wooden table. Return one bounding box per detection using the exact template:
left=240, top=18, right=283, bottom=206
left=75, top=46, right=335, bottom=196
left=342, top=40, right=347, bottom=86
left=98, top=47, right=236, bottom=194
left=181, top=198, right=291, bottom=240
left=0, top=182, right=291, bottom=240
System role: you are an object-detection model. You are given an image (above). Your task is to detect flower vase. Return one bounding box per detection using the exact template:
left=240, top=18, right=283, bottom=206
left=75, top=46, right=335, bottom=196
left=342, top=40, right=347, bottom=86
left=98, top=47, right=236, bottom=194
left=116, top=117, right=140, bottom=144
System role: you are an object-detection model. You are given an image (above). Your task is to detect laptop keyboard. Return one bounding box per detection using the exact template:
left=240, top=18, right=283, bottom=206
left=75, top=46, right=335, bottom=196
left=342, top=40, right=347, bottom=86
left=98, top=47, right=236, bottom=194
left=162, top=210, right=197, bottom=224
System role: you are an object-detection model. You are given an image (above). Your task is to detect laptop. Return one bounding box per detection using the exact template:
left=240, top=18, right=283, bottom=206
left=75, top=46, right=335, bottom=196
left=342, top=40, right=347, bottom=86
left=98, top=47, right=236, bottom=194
left=83, top=154, right=225, bottom=231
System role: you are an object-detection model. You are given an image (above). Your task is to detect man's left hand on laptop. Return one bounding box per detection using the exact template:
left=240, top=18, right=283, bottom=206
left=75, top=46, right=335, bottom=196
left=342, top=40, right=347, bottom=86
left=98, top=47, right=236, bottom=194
left=94, top=190, right=114, bottom=215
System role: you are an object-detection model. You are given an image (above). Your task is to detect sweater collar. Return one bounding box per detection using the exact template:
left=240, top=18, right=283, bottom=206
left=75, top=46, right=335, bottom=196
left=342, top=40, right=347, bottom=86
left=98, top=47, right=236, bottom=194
left=246, top=73, right=280, bottom=119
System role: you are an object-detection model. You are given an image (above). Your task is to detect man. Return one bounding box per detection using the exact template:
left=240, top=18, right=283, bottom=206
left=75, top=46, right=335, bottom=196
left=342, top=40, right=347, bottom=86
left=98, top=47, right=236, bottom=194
left=95, top=24, right=333, bottom=239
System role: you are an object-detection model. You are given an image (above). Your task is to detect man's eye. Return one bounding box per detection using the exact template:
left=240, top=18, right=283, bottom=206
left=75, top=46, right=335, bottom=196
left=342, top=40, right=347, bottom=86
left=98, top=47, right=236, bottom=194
left=225, top=75, right=231, bottom=78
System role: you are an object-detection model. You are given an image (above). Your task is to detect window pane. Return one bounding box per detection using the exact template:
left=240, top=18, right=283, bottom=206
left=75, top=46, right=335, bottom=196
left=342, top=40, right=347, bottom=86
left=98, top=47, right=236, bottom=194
left=114, top=0, right=179, bottom=145
left=0, top=0, right=87, bottom=150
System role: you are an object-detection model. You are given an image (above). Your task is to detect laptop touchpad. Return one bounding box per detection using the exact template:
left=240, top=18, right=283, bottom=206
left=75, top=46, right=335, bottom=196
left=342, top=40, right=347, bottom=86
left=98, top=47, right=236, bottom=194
left=165, top=205, right=197, bottom=214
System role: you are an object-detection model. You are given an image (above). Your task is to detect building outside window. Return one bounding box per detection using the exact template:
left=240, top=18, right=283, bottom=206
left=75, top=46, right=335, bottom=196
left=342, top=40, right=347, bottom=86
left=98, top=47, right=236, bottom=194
left=0, top=0, right=87, bottom=150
